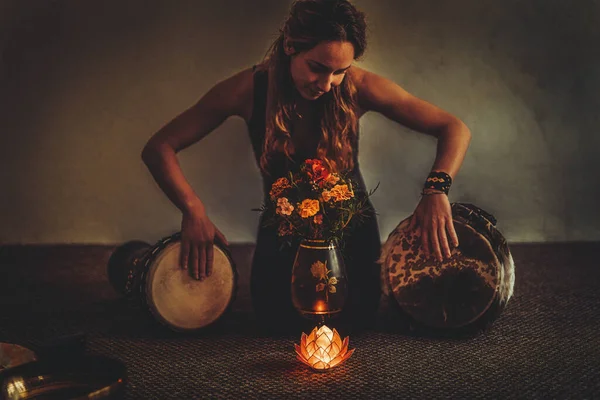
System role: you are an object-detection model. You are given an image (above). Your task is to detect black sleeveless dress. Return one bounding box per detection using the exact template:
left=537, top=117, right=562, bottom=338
left=246, top=67, right=381, bottom=335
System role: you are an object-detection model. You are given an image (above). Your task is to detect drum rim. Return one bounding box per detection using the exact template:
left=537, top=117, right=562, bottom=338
left=139, top=232, right=239, bottom=333
left=0, top=354, right=126, bottom=399
left=106, top=240, right=151, bottom=297
left=387, top=216, right=501, bottom=329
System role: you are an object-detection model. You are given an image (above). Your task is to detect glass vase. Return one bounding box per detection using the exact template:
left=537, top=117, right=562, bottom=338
left=291, top=239, right=348, bottom=324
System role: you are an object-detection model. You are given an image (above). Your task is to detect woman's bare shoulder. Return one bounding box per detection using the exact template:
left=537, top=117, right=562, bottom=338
left=208, top=67, right=255, bottom=123
left=348, top=64, right=367, bottom=83
left=347, top=65, right=370, bottom=116
left=347, top=65, right=406, bottom=114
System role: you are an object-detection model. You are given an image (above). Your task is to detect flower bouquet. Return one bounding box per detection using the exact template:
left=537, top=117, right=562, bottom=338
left=255, top=159, right=378, bottom=247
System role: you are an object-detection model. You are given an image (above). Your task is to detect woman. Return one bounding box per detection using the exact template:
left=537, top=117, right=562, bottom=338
left=141, top=0, right=471, bottom=334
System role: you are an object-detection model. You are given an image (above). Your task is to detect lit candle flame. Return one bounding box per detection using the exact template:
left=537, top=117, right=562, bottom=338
left=314, top=300, right=327, bottom=313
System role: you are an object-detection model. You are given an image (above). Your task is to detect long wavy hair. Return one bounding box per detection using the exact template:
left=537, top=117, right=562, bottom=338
left=257, top=0, right=367, bottom=175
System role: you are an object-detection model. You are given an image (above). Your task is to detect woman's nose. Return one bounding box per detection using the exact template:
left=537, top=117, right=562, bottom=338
left=316, top=74, right=334, bottom=93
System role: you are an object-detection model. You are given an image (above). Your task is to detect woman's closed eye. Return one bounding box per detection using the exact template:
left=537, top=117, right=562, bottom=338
left=308, top=63, right=347, bottom=76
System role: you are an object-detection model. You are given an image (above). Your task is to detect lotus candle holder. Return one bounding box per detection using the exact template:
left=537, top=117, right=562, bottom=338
left=294, top=325, right=355, bottom=372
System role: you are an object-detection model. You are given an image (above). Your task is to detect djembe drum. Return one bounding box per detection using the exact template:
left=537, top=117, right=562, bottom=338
left=107, top=232, right=237, bottom=332
left=379, top=203, right=515, bottom=335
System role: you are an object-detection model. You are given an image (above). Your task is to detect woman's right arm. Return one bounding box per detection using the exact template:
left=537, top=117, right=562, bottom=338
left=141, top=68, right=253, bottom=280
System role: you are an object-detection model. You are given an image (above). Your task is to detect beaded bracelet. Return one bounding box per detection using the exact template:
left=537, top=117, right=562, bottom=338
left=423, top=171, right=452, bottom=195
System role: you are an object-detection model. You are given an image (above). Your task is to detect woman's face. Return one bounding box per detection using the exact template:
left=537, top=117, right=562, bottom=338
left=287, top=40, right=355, bottom=100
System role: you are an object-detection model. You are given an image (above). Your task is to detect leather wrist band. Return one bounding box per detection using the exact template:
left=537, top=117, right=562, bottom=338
left=423, top=171, right=452, bottom=195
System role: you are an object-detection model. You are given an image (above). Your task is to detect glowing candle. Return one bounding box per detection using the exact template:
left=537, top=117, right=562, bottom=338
left=314, top=300, right=327, bottom=314
left=294, top=325, right=355, bottom=371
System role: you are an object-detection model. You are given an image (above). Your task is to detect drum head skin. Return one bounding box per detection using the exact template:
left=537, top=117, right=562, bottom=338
left=385, top=217, right=499, bottom=329
left=145, top=242, right=236, bottom=332
left=379, top=202, right=516, bottom=331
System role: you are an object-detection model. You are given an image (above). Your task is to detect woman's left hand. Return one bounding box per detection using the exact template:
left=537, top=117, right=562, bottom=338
left=406, top=194, right=459, bottom=262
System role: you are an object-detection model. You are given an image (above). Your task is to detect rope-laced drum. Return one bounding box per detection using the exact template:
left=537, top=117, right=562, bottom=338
left=379, top=203, right=515, bottom=334
left=108, top=232, right=237, bottom=332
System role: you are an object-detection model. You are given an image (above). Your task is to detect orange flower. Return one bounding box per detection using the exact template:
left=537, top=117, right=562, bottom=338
left=313, top=214, right=323, bottom=224
left=325, top=173, right=340, bottom=186
left=276, top=197, right=294, bottom=216
left=269, top=177, right=291, bottom=200
left=304, top=159, right=330, bottom=186
left=329, top=184, right=354, bottom=202
left=298, top=199, right=320, bottom=218
left=321, top=190, right=332, bottom=202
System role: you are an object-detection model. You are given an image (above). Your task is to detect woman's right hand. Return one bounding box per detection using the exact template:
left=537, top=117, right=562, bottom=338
left=179, top=209, right=229, bottom=280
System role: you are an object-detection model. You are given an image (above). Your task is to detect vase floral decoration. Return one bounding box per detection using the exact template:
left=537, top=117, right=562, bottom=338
left=255, top=158, right=377, bottom=371
left=255, top=158, right=378, bottom=247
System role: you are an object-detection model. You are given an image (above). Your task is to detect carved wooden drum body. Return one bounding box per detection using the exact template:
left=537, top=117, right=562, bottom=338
left=108, top=232, right=237, bottom=332
left=380, top=203, right=515, bottom=333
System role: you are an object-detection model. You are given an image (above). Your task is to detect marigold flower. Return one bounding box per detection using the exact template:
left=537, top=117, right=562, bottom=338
left=257, top=159, right=377, bottom=244
left=269, top=177, right=291, bottom=200
left=276, top=197, right=294, bottom=216
left=325, top=173, right=340, bottom=186
left=298, top=199, right=320, bottom=218
left=329, top=184, right=354, bottom=202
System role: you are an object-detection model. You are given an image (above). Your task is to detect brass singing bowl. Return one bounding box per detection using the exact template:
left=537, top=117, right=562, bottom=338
left=0, top=344, right=36, bottom=373
left=0, top=355, right=126, bottom=400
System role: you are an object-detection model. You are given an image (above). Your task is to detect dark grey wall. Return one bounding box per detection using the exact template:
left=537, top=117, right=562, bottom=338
left=1, top=0, right=598, bottom=244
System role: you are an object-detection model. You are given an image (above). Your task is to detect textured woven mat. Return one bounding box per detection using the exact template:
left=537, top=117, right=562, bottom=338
left=0, top=243, right=599, bottom=399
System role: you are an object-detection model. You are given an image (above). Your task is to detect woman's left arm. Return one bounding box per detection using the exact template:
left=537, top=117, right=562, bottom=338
left=350, top=67, right=472, bottom=261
